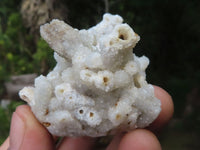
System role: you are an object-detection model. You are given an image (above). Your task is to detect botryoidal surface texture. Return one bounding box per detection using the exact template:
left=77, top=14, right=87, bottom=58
left=19, top=13, right=161, bottom=137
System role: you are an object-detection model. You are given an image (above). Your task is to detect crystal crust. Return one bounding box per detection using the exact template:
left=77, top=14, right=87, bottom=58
left=19, top=13, right=161, bottom=137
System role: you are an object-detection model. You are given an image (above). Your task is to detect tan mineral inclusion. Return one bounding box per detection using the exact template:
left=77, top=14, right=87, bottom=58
left=19, top=13, right=161, bottom=137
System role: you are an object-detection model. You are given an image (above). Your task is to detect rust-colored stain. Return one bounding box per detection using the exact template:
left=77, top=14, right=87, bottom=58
left=90, top=112, right=94, bottom=117
left=116, top=114, right=121, bottom=120
left=103, top=77, right=109, bottom=85
left=42, top=122, right=51, bottom=127
left=44, top=109, right=49, bottom=115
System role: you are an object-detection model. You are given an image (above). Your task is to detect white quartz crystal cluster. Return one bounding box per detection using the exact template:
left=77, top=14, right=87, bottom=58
left=19, top=13, right=161, bottom=137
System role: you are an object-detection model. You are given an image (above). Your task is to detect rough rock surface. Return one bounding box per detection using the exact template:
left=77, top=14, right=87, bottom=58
left=19, top=13, right=161, bottom=137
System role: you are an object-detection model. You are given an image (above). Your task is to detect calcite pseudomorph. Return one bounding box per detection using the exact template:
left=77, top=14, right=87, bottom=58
left=19, top=13, right=161, bottom=137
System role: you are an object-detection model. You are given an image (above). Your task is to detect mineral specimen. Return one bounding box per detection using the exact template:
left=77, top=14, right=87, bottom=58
left=19, top=13, right=161, bottom=137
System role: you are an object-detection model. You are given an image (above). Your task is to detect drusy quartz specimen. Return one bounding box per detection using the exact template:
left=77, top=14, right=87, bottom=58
left=19, top=13, right=161, bottom=137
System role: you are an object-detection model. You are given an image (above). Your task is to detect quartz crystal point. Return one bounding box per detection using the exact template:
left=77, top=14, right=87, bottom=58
left=19, top=13, right=161, bottom=137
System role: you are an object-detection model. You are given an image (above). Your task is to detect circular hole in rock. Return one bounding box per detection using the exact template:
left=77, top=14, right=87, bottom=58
left=79, top=110, right=84, bottom=114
